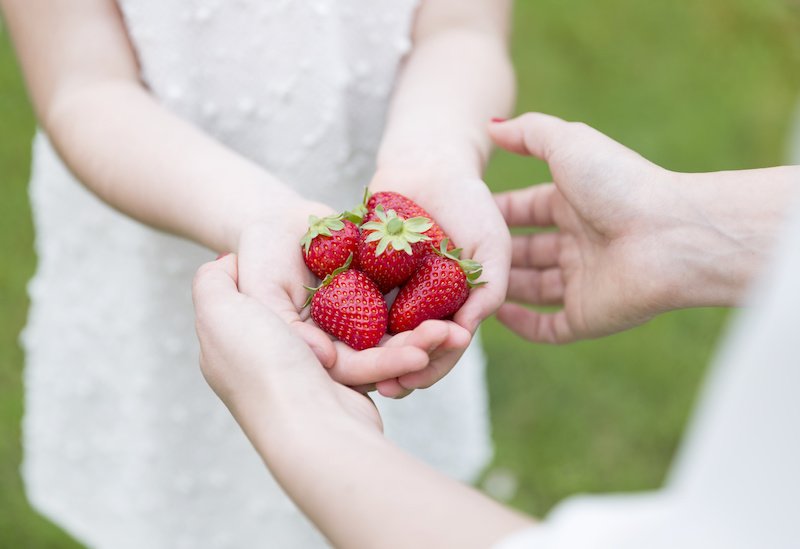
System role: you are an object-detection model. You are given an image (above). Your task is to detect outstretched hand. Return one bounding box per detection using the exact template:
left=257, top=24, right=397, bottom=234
left=235, top=213, right=471, bottom=397
left=192, top=254, right=382, bottom=432
left=490, top=114, right=689, bottom=343
left=368, top=174, right=512, bottom=396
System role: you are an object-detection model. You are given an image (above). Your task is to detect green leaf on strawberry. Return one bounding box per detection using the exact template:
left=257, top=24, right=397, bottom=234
left=361, top=206, right=433, bottom=256
left=300, top=214, right=346, bottom=254
left=433, top=239, right=486, bottom=287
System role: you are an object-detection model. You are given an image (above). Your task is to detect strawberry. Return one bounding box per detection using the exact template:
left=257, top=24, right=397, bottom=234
left=357, top=206, right=433, bottom=294
left=306, top=257, right=388, bottom=350
left=388, top=240, right=484, bottom=333
left=301, top=214, right=360, bottom=279
left=366, top=191, right=454, bottom=251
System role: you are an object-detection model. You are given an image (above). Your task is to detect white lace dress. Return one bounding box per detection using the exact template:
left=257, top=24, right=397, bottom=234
left=20, top=1, right=492, bottom=547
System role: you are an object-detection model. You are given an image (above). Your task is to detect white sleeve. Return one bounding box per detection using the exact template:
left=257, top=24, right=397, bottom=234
left=492, top=492, right=676, bottom=549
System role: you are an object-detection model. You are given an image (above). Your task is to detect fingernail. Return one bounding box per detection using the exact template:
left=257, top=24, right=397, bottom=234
left=216, top=252, right=230, bottom=260
left=490, top=117, right=507, bottom=123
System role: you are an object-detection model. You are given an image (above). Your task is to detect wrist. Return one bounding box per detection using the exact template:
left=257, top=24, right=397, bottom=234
left=374, top=141, right=485, bottom=190
left=647, top=169, right=791, bottom=310
left=233, top=375, right=380, bottom=465
left=228, top=195, right=334, bottom=253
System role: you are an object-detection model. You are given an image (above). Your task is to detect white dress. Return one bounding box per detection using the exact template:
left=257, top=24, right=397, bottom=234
left=21, top=2, right=492, bottom=547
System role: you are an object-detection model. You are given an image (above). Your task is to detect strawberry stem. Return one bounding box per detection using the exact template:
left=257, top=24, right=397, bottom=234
left=386, top=218, right=404, bottom=235
left=435, top=238, right=486, bottom=287
left=302, top=253, right=354, bottom=308
left=361, top=206, right=433, bottom=257
left=300, top=214, right=346, bottom=254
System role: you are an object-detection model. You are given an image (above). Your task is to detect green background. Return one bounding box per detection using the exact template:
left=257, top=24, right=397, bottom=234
left=1, top=0, right=799, bottom=545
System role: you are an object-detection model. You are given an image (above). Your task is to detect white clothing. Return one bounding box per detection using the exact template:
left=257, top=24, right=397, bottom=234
left=21, top=2, right=492, bottom=548
left=494, top=198, right=800, bottom=547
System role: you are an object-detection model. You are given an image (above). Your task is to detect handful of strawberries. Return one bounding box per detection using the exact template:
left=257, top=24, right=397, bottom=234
left=301, top=191, right=484, bottom=350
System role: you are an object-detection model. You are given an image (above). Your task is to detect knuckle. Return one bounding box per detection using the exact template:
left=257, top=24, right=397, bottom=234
left=518, top=112, right=541, bottom=126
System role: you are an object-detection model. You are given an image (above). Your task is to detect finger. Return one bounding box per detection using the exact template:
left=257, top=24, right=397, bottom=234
left=325, top=320, right=454, bottom=385
left=376, top=379, right=414, bottom=399
left=496, top=302, right=576, bottom=344
left=293, top=322, right=337, bottom=369
left=237, top=224, right=312, bottom=309
left=494, top=183, right=558, bottom=228
left=396, top=323, right=471, bottom=390
left=453, top=249, right=509, bottom=334
left=192, top=253, right=241, bottom=318
left=511, top=232, right=560, bottom=269
left=488, top=112, right=571, bottom=161
left=387, top=319, right=451, bottom=353
left=507, top=267, right=565, bottom=306
left=452, top=221, right=512, bottom=334
left=350, top=383, right=377, bottom=394
left=327, top=343, right=429, bottom=386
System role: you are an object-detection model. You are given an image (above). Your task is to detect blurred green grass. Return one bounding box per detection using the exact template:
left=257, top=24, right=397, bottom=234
left=1, top=0, right=799, bottom=545
left=0, top=16, right=83, bottom=548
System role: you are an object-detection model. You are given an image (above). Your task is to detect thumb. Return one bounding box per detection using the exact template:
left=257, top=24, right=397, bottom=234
left=192, top=253, right=241, bottom=318
left=488, top=113, right=572, bottom=161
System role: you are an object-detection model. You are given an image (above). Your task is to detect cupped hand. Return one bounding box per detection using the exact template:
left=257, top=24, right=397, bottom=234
left=368, top=172, right=512, bottom=396
left=490, top=113, right=688, bottom=343
left=234, top=208, right=471, bottom=397
left=192, top=254, right=382, bottom=433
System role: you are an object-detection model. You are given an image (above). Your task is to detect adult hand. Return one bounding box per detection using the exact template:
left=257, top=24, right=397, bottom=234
left=192, top=254, right=382, bottom=433
left=235, top=206, right=467, bottom=397
left=368, top=172, right=511, bottom=396
left=490, top=113, right=693, bottom=343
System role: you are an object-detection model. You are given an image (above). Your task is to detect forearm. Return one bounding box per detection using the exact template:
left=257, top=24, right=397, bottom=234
left=660, top=166, right=800, bottom=308
left=2, top=0, right=316, bottom=254
left=44, top=80, right=313, bottom=252
left=376, top=0, right=515, bottom=182
left=235, top=383, right=533, bottom=548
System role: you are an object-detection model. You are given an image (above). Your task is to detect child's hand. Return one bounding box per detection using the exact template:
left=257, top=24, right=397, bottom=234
left=234, top=210, right=471, bottom=398
left=366, top=174, right=512, bottom=397
left=192, top=254, right=382, bottom=432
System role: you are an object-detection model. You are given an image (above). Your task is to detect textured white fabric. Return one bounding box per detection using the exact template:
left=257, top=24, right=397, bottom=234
left=21, top=1, right=492, bottom=547
left=493, top=200, right=800, bottom=547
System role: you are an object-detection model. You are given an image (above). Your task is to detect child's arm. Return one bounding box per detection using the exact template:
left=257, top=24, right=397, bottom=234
left=490, top=114, right=800, bottom=343
left=1, top=0, right=312, bottom=252
left=193, top=255, right=536, bottom=549
left=367, top=0, right=517, bottom=397
left=0, top=0, right=459, bottom=383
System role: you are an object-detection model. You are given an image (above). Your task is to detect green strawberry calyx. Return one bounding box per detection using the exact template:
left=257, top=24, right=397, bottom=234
left=434, top=238, right=487, bottom=288
left=361, top=205, right=433, bottom=256
left=342, top=187, right=371, bottom=225
left=300, top=214, right=346, bottom=255
left=302, top=253, right=354, bottom=308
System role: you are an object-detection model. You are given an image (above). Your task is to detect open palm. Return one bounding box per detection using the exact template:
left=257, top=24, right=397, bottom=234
left=193, top=253, right=384, bottom=433
left=236, top=218, right=470, bottom=392
left=491, top=114, right=684, bottom=343
left=367, top=174, right=512, bottom=395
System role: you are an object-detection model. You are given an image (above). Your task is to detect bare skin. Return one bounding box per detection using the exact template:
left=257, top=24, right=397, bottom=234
left=491, top=114, right=798, bottom=343
left=1, top=0, right=514, bottom=392
left=192, top=114, right=799, bottom=548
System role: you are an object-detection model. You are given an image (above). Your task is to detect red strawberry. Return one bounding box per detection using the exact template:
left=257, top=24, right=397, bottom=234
left=306, top=258, right=388, bottom=350
left=366, top=191, right=454, bottom=251
left=301, top=214, right=360, bottom=279
left=388, top=240, right=484, bottom=333
left=357, top=206, right=433, bottom=294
